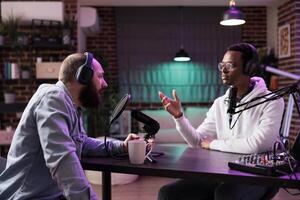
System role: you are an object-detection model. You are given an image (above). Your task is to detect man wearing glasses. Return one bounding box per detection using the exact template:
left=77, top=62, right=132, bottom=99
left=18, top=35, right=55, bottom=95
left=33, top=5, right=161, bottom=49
left=158, top=43, right=284, bottom=200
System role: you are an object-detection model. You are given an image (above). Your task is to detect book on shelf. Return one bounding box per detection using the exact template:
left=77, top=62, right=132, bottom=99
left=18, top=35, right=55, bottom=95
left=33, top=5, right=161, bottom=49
left=3, top=62, right=20, bottom=79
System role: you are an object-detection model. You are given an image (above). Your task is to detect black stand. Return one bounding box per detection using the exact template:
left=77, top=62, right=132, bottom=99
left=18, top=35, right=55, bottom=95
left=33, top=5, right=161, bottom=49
left=233, top=81, right=300, bottom=162
left=233, top=80, right=300, bottom=116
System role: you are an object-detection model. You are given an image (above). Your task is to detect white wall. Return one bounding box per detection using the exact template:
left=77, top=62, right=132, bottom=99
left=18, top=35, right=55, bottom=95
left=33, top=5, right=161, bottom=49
left=1, top=1, right=64, bottom=24
left=267, top=6, right=278, bottom=55
left=79, top=0, right=278, bottom=7
left=266, top=0, right=288, bottom=56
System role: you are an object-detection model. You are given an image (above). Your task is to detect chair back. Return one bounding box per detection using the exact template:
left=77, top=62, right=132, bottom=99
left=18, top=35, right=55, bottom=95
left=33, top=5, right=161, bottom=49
left=260, top=187, right=279, bottom=200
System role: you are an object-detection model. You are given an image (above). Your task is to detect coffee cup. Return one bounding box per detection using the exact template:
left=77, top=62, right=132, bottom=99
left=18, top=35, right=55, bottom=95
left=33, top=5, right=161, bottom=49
left=128, top=139, right=152, bottom=164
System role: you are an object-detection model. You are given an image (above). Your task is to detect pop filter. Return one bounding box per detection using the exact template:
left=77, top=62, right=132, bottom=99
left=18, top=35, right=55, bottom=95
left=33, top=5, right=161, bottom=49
left=109, top=94, right=131, bottom=126
left=105, top=94, right=131, bottom=156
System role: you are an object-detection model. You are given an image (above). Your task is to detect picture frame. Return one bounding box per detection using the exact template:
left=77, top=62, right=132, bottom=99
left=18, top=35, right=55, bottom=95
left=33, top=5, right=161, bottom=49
left=278, top=24, right=291, bottom=58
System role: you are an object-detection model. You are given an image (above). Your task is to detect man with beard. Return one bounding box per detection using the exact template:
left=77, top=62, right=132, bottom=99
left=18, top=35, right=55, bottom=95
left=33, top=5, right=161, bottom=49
left=0, top=53, right=139, bottom=200
left=157, top=43, right=284, bottom=200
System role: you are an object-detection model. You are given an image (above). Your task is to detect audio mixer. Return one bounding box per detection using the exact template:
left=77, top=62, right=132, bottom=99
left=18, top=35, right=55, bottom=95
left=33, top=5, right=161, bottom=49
left=228, top=153, right=295, bottom=176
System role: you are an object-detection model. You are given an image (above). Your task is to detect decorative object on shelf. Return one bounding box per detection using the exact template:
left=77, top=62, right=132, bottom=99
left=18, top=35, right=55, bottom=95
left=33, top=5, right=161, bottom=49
left=31, top=19, right=62, bottom=47
left=278, top=23, right=290, bottom=58
left=62, top=28, right=71, bottom=45
left=36, top=57, right=43, bottom=63
left=16, top=32, right=29, bottom=46
left=220, top=0, right=245, bottom=26
left=35, top=62, right=61, bottom=79
left=174, top=7, right=191, bottom=62
left=1, top=12, right=21, bottom=49
left=0, top=22, right=5, bottom=46
left=62, top=17, right=75, bottom=45
left=4, top=92, right=16, bottom=104
left=20, top=65, right=31, bottom=79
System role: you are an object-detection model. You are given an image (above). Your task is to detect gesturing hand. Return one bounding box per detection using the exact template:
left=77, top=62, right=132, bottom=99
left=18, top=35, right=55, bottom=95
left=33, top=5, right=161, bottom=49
left=158, top=89, right=183, bottom=118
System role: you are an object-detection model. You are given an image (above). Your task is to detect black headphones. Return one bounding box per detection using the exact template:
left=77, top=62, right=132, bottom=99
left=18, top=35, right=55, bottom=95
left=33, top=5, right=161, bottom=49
left=75, top=52, right=94, bottom=85
left=243, top=43, right=259, bottom=77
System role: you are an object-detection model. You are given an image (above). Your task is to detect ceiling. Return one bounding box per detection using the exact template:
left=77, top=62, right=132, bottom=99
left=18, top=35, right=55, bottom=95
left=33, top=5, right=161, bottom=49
left=79, top=0, right=283, bottom=7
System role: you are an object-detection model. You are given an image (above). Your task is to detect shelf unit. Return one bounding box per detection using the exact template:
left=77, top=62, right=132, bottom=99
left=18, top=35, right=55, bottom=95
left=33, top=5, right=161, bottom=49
left=0, top=29, right=75, bottom=130
left=0, top=44, right=75, bottom=51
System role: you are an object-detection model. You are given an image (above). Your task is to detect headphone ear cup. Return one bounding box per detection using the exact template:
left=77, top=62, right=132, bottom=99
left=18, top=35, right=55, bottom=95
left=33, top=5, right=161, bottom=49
left=75, top=52, right=94, bottom=85
left=75, top=65, right=94, bottom=85
left=243, top=44, right=259, bottom=77
left=244, top=59, right=258, bottom=77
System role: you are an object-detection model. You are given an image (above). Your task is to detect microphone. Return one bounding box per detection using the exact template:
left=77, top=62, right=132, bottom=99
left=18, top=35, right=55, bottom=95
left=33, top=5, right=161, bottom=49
left=227, top=86, right=237, bottom=127
left=131, top=110, right=160, bottom=139
left=247, top=61, right=300, bottom=80
left=262, top=65, right=300, bottom=80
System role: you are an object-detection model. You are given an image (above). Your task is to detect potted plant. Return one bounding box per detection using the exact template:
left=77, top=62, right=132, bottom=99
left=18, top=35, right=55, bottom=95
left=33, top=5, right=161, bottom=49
left=2, top=12, right=21, bottom=49
left=20, top=65, right=31, bottom=79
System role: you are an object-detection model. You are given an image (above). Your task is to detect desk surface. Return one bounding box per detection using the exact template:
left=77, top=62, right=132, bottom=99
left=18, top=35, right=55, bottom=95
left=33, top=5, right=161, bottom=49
left=81, top=144, right=300, bottom=189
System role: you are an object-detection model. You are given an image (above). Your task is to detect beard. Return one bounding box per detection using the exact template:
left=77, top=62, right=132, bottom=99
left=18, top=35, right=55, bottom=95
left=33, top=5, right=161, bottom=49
left=79, top=82, right=102, bottom=108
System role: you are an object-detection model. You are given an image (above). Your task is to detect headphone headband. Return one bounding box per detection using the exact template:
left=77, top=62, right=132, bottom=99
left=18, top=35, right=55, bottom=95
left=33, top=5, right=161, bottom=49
left=243, top=43, right=259, bottom=77
left=75, top=52, right=94, bottom=85
left=84, top=52, right=93, bottom=70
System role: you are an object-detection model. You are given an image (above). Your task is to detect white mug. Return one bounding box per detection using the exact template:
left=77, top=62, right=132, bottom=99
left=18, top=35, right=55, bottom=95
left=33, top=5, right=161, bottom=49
left=128, top=140, right=152, bottom=165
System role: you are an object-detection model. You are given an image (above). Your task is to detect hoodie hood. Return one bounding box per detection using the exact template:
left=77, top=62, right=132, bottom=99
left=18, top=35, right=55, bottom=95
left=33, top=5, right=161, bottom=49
left=241, top=77, right=268, bottom=102
left=224, top=76, right=268, bottom=103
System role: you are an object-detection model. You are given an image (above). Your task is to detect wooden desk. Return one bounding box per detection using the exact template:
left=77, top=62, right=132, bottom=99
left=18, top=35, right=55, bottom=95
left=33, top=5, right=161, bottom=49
left=81, top=145, right=300, bottom=200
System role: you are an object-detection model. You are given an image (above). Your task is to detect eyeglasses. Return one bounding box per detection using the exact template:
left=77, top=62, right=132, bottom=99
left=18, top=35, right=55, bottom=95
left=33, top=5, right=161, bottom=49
left=218, top=62, right=235, bottom=71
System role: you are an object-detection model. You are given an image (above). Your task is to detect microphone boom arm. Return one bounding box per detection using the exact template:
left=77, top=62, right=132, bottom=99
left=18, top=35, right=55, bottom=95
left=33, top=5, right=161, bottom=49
left=233, top=81, right=300, bottom=118
left=234, top=64, right=300, bottom=115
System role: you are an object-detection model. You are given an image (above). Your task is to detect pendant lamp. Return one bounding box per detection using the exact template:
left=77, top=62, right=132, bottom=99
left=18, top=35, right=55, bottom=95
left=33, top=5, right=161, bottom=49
left=220, top=0, right=245, bottom=26
left=174, top=7, right=191, bottom=62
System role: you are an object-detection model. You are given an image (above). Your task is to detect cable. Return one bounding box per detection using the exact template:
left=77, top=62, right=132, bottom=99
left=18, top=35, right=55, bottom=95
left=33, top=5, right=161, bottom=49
left=229, top=100, right=250, bottom=129
left=229, top=94, right=267, bottom=129
left=283, top=188, right=300, bottom=196
left=229, top=89, right=275, bottom=129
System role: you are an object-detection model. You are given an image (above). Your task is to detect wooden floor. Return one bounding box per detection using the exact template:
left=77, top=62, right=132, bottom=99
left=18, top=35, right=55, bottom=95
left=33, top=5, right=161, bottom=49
left=91, top=176, right=300, bottom=200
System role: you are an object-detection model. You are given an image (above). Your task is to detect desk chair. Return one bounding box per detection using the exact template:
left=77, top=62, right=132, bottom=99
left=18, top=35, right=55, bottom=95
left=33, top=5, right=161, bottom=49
left=0, top=156, right=7, bottom=173
left=260, top=187, right=279, bottom=200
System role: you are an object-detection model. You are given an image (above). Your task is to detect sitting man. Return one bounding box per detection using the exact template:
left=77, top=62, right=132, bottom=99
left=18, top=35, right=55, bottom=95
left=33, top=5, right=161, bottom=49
left=158, top=43, right=284, bottom=200
left=0, top=52, right=139, bottom=200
